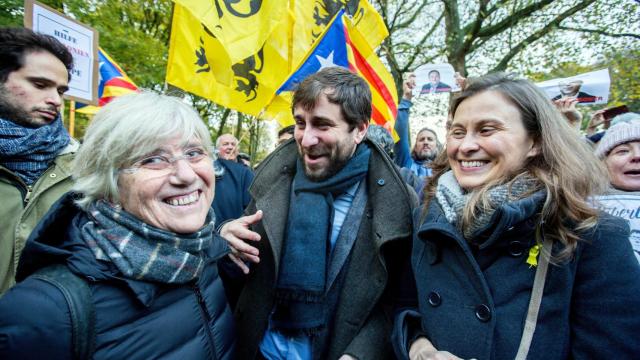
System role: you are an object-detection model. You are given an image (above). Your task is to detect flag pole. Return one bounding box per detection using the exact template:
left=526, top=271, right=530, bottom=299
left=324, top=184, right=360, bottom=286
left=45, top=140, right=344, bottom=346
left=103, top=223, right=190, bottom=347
left=69, top=100, right=76, bottom=137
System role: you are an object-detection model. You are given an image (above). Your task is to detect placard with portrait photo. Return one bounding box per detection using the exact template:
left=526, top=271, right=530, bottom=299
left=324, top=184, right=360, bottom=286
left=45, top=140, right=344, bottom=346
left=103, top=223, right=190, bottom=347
left=413, top=63, right=460, bottom=97
left=536, top=69, right=610, bottom=105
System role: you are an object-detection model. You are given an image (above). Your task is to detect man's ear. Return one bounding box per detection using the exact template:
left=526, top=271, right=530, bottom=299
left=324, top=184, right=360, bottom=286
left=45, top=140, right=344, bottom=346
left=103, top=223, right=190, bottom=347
left=354, top=122, right=369, bottom=144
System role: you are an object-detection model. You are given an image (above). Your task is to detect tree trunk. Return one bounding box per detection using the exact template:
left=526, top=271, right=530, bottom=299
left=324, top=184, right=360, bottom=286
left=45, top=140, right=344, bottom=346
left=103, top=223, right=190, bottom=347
left=235, top=111, right=243, bottom=139
left=216, top=108, right=231, bottom=138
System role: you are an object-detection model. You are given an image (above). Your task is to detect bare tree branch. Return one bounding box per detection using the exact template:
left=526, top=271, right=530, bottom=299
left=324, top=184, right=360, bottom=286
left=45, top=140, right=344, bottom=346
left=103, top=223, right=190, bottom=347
left=557, top=25, right=640, bottom=39
left=477, top=0, right=556, bottom=38
left=491, top=0, right=596, bottom=72
left=394, top=2, right=430, bottom=30
left=461, top=0, right=490, bottom=54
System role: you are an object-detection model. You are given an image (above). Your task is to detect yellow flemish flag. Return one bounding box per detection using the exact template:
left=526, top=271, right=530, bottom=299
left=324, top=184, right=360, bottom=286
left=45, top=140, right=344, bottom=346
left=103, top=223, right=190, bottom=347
left=166, top=4, right=291, bottom=116
left=171, top=0, right=286, bottom=64
left=350, top=0, right=388, bottom=51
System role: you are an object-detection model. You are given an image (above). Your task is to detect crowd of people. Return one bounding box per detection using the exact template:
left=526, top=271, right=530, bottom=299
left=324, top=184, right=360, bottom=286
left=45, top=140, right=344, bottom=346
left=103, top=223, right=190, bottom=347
left=0, top=26, right=639, bottom=360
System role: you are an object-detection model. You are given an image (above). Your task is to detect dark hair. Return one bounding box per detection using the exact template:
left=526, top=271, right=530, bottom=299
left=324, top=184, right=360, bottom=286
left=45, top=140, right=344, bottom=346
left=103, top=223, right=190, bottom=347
left=277, top=125, right=295, bottom=138
left=428, top=70, right=440, bottom=77
left=292, top=67, right=371, bottom=129
left=0, top=27, right=74, bottom=83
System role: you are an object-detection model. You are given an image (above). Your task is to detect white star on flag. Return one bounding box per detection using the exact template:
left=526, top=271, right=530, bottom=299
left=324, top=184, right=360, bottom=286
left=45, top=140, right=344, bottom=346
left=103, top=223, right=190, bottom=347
left=316, top=51, right=336, bottom=70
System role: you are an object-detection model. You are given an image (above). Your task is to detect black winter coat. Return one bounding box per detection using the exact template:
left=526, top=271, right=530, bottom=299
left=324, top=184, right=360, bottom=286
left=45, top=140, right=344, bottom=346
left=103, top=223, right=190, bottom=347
left=395, top=191, right=640, bottom=359
left=0, top=194, right=235, bottom=360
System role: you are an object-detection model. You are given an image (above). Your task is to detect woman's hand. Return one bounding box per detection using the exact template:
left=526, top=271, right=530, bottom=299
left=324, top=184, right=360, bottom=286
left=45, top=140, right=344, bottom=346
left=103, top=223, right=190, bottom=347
left=220, top=210, right=263, bottom=274
left=454, top=72, right=467, bottom=90
left=586, top=109, right=607, bottom=135
left=409, top=337, right=464, bottom=360
left=553, top=97, right=583, bottom=127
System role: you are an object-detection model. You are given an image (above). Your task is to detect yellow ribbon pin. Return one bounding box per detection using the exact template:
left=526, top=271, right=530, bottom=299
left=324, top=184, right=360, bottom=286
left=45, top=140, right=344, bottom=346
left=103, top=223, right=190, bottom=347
left=526, top=244, right=541, bottom=268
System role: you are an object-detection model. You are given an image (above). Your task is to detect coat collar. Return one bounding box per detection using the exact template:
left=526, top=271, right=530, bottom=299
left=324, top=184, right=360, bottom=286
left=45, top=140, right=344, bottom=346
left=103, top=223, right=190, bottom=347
left=418, top=190, right=546, bottom=250
left=250, top=139, right=415, bottom=273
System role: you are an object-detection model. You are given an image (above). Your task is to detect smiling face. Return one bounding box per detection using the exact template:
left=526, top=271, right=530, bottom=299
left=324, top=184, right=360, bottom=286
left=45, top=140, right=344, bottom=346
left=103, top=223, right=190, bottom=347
left=0, top=51, right=69, bottom=127
left=447, top=90, right=539, bottom=190
left=117, top=136, right=215, bottom=234
left=605, top=141, right=640, bottom=191
left=294, top=92, right=368, bottom=182
left=217, top=134, right=238, bottom=161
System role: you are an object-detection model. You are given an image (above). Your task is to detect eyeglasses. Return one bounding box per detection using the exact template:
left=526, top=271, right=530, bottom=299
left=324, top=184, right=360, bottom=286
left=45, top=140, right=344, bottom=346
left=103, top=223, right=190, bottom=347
left=120, top=147, right=212, bottom=174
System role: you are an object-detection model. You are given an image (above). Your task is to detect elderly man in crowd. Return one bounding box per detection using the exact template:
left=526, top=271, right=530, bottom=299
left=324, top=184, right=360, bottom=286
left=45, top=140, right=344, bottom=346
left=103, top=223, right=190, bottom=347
left=394, top=74, right=441, bottom=178
left=221, top=67, right=416, bottom=359
left=217, top=133, right=240, bottom=161
left=0, top=27, right=77, bottom=295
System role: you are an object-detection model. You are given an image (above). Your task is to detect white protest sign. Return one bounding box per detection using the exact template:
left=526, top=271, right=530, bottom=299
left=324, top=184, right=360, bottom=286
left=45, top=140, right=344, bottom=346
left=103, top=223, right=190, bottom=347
left=536, top=69, right=610, bottom=106
left=24, top=0, right=99, bottom=105
left=413, top=63, right=460, bottom=97
left=595, top=194, right=640, bottom=264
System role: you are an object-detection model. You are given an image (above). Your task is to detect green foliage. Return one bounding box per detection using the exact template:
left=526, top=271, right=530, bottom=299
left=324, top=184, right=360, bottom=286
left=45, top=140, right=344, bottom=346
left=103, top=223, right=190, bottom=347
left=0, top=0, right=23, bottom=27
left=63, top=0, right=172, bottom=89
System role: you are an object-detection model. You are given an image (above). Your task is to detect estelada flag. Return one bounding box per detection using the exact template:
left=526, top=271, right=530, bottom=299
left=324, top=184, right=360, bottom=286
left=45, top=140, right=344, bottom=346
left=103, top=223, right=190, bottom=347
left=270, top=9, right=398, bottom=139
left=76, top=48, right=138, bottom=115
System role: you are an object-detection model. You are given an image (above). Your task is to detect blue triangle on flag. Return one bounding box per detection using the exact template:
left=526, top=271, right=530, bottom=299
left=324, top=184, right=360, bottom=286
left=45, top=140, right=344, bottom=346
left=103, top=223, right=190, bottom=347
left=277, top=10, right=349, bottom=93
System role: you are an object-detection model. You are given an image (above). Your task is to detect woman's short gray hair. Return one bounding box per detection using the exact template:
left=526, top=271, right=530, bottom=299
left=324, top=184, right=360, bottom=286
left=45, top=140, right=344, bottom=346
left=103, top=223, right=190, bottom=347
left=72, top=92, right=214, bottom=209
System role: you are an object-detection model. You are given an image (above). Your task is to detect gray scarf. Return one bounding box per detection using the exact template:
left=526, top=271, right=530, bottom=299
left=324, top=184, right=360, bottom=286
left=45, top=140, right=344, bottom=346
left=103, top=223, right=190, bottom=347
left=80, top=200, right=214, bottom=284
left=436, top=171, right=538, bottom=240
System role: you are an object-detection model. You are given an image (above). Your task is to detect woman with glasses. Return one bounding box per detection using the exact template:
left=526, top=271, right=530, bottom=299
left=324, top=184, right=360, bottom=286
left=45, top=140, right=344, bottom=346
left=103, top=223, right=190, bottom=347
left=0, top=92, right=235, bottom=359
left=393, top=73, right=640, bottom=360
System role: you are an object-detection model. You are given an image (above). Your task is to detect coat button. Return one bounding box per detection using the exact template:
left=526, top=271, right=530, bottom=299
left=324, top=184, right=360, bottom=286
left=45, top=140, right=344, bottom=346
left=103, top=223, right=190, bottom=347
left=508, top=240, right=524, bottom=257
left=377, top=179, right=385, bottom=186
left=475, top=304, right=491, bottom=322
left=49, top=173, right=57, bottom=178
left=427, top=291, right=441, bottom=307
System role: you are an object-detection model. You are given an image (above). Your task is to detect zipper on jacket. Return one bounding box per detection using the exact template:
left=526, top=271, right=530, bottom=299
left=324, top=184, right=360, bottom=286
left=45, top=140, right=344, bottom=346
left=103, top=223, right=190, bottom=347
left=192, top=283, right=218, bottom=360
left=23, top=185, right=33, bottom=205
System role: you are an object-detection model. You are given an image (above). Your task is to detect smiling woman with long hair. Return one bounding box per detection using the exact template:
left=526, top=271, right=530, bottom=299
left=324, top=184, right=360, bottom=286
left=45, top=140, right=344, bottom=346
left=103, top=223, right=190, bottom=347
left=393, top=73, right=640, bottom=360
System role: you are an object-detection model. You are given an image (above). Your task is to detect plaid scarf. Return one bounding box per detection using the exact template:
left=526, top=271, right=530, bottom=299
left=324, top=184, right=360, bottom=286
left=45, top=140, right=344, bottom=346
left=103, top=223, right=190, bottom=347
left=436, top=170, right=538, bottom=240
left=0, top=116, right=70, bottom=185
left=80, top=200, right=214, bottom=284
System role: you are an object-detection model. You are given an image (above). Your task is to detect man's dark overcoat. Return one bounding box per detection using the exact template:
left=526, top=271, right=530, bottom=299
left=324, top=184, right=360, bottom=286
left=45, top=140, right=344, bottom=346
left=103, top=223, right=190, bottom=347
left=234, top=139, right=417, bottom=359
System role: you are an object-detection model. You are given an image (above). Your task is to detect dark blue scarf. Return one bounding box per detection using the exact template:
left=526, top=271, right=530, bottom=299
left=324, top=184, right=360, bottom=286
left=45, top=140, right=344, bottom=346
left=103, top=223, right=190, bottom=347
left=0, top=117, right=70, bottom=185
left=272, top=143, right=371, bottom=334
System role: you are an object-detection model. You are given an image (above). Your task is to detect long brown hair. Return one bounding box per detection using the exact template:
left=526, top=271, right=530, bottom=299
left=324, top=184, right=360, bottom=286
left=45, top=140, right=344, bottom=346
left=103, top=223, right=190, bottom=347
left=424, top=73, right=608, bottom=260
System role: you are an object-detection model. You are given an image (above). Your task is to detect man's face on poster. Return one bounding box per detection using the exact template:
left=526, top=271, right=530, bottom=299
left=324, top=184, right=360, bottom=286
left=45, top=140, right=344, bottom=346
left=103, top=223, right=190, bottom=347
left=559, top=80, right=583, bottom=97
left=429, top=71, right=441, bottom=85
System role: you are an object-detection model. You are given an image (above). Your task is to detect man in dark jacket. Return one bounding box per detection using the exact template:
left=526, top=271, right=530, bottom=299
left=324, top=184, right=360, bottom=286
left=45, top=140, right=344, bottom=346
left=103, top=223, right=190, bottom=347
left=222, top=67, right=416, bottom=360
left=213, top=158, right=254, bottom=224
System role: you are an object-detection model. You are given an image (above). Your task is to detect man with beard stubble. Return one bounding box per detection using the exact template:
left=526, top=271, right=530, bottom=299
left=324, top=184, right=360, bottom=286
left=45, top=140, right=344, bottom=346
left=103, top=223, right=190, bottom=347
left=394, top=73, right=441, bottom=178
left=0, top=27, right=78, bottom=295
left=220, top=67, right=416, bottom=360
